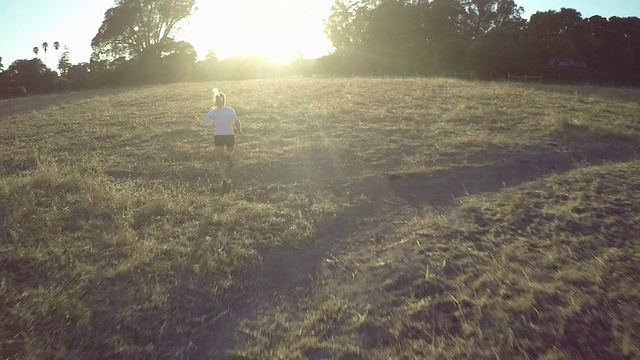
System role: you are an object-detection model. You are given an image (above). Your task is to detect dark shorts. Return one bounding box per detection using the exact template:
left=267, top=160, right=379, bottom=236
left=213, top=135, right=235, bottom=147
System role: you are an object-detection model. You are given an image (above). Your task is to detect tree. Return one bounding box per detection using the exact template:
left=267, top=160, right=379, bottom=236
left=33, top=46, right=39, bottom=58
left=121, top=38, right=198, bottom=83
left=204, top=49, right=219, bottom=63
left=360, top=0, right=426, bottom=73
left=58, top=46, right=72, bottom=76
left=461, top=0, right=525, bottom=38
left=417, top=0, right=471, bottom=72
left=0, top=56, right=4, bottom=72
left=421, top=0, right=468, bottom=41
left=594, top=16, right=640, bottom=84
left=324, top=0, right=426, bottom=74
left=91, top=0, right=197, bottom=60
left=3, top=58, right=59, bottom=94
left=159, top=39, right=197, bottom=81
left=195, top=49, right=220, bottom=80
left=42, top=42, right=49, bottom=63
left=53, top=41, right=61, bottom=62
left=65, top=62, right=93, bottom=89
left=525, top=8, right=583, bottom=66
left=324, top=0, right=365, bottom=55
left=468, top=26, right=534, bottom=77
left=323, top=0, right=526, bottom=75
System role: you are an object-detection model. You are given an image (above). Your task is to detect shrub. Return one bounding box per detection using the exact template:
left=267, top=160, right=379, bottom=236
left=14, top=86, right=27, bottom=97
left=56, top=78, right=72, bottom=92
left=0, top=86, right=27, bottom=98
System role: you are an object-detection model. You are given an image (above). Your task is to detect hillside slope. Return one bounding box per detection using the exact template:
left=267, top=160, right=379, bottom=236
left=1, top=78, right=639, bottom=359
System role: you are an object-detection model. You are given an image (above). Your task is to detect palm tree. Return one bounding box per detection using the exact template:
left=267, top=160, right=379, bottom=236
left=42, top=42, right=49, bottom=64
left=33, top=46, right=39, bottom=58
left=53, top=41, right=60, bottom=62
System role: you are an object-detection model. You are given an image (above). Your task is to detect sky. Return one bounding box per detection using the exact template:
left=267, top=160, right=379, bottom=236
left=1, top=0, right=639, bottom=70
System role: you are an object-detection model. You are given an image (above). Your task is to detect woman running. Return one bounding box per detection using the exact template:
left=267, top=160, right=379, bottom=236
left=200, top=89, right=242, bottom=188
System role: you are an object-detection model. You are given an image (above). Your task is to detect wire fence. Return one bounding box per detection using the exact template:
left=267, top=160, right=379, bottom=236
left=507, top=73, right=542, bottom=83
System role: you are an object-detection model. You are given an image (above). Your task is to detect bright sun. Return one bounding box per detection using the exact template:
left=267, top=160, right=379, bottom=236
left=180, top=0, right=334, bottom=63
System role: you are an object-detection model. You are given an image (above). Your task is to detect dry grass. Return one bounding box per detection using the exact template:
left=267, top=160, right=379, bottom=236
left=235, top=161, right=640, bottom=360
left=1, top=77, right=640, bottom=359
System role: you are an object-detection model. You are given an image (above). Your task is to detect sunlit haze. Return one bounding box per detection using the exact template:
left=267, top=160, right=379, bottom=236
left=0, top=0, right=639, bottom=68
left=179, top=0, right=335, bottom=63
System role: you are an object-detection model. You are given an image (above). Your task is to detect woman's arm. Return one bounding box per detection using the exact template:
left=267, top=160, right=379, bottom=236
left=200, top=111, right=212, bottom=127
left=231, top=108, right=242, bottom=133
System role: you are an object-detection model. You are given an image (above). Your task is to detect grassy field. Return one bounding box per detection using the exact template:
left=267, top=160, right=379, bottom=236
left=1, top=77, right=639, bottom=359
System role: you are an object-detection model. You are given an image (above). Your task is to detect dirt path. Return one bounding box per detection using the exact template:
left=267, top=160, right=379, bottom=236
left=193, top=142, right=640, bottom=359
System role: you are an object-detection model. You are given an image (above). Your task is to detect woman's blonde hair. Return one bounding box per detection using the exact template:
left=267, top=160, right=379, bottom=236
left=214, top=91, right=226, bottom=108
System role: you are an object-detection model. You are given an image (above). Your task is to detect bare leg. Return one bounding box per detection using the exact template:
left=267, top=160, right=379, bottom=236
left=226, top=145, right=234, bottom=169
left=215, top=145, right=226, bottom=183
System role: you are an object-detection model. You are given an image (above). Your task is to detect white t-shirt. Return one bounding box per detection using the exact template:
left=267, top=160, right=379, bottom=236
left=201, top=107, right=240, bottom=135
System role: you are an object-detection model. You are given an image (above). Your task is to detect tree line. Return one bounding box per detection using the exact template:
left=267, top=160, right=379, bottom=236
left=0, top=0, right=291, bottom=98
left=320, top=0, right=640, bottom=85
left=1, top=0, right=639, bottom=99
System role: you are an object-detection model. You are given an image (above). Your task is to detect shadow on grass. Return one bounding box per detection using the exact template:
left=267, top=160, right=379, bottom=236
left=387, top=142, right=640, bottom=207
left=191, top=140, right=640, bottom=359
left=195, top=194, right=386, bottom=359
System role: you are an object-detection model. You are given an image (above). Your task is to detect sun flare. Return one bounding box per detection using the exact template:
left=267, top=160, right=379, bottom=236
left=180, top=0, right=334, bottom=63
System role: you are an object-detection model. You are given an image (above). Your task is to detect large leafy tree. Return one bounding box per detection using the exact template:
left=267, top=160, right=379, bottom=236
left=159, top=39, right=197, bottom=81
left=324, top=0, right=525, bottom=74
left=594, top=16, right=640, bottom=83
left=325, top=0, right=427, bottom=73
left=91, top=0, right=196, bottom=60
left=361, top=0, right=425, bottom=72
left=417, top=0, right=470, bottom=72
left=572, top=16, right=608, bottom=73
left=421, top=0, right=467, bottom=41
left=467, top=26, right=534, bottom=77
left=418, top=0, right=523, bottom=42
left=65, top=62, right=93, bottom=86
left=525, top=8, right=583, bottom=66
left=461, top=0, right=525, bottom=38
left=324, top=0, right=372, bottom=55
left=3, top=58, right=59, bottom=94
